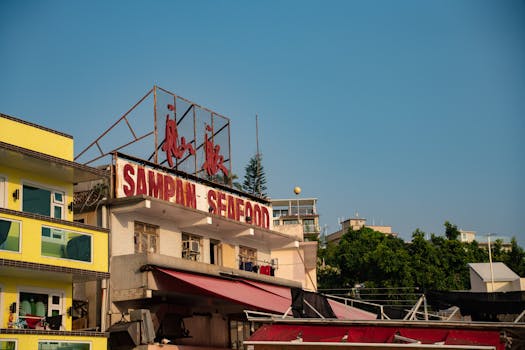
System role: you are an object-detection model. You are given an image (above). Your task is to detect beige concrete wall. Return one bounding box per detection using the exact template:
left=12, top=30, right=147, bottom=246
left=221, top=242, right=236, bottom=269
left=272, top=248, right=305, bottom=288
left=177, top=314, right=228, bottom=348
left=469, top=270, right=487, bottom=292
left=367, top=225, right=392, bottom=234
left=272, top=223, right=304, bottom=240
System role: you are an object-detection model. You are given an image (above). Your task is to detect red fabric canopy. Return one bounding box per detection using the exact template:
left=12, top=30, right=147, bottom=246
left=155, top=268, right=291, bottom=314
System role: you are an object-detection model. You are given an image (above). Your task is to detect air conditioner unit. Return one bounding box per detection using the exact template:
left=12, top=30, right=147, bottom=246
left=183, top=240, right=199, bottom=253
left=189, top=241, right=199, bottom=252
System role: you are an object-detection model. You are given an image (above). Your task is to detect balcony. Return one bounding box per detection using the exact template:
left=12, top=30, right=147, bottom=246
left=0, top=207, right=109, bottom=279
left=303, top=224, right=320, bottom=234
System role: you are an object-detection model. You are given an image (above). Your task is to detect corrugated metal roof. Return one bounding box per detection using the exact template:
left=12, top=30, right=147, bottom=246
left=468, top=262, right=519, bottom=282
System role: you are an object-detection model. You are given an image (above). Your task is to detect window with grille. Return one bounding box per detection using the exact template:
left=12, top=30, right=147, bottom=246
left=182, top=233, right=201, bottom=261
left=134, top=222, right=159, bottom=253
left=239, top=246, right=257, bottom=272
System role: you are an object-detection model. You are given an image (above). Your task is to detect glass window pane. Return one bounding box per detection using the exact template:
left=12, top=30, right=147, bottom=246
left=0, top=176, right=5, bottom=208
left=0, top=218, right=20, bottom=252
left=38, top=342, right=90, bottom=350
left=0, top=340, right=17, bottom=350
left=41, top=227, right=92, bottom=262
left=23, top=185, right=51, bottom=216
left=134, top=222, right=159, bottom=253
left=54, top=205, right=63, bottom=219
left=54, top=192, right=64, bottom=203
left=42, top=227, right=51, bottom=237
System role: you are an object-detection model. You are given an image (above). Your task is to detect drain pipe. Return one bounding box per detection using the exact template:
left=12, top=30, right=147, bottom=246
left=101, top=199, right=109, bottom=332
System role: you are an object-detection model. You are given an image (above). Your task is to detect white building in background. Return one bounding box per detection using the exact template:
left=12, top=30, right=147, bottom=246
left=468, top=262, right=525, bottom=293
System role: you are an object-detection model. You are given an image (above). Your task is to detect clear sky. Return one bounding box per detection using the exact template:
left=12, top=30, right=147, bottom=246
left=1, top=1, right=523, bottom=244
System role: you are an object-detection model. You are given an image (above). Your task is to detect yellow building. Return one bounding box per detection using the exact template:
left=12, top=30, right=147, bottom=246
left=0, top=113, right=109, bottom=350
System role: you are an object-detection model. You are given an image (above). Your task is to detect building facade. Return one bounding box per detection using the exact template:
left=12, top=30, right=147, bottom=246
left=326, top=214, right=397, bottom=245
left=271, top=198, right=320, bottom=242
left=72, top=87, right=325, bottom=349
left=0, top=113, right=109, bottom=349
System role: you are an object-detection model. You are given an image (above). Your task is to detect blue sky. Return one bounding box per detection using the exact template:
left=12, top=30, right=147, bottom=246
left=1, top=1, right=523, bottom=244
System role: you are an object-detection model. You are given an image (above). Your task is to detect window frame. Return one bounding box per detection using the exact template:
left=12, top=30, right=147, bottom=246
left=21, top=181, right=66, bottom=220
left=239, top=246, right=257, bottom=264
left=37, top=340, right=92, bottom=350
left=41, top=225, right=93, bottom=263
left=134, top=221, right=160, bottom=254
left=0, top=339, right=18, bottom=350
left=181, top=232, right=202, bottom=261
left=16, top=286, right=65, bottom=329
left=0, top=174, right=6, bottom=208
left=0, top=217, right=22, bottom=253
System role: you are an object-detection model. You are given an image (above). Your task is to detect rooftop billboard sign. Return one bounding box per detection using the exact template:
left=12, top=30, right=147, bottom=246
left=76, top=86, right=232, bottom=185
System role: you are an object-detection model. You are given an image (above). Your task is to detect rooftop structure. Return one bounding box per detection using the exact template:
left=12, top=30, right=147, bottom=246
left=271, top=197, right=321, bottom=242
left=326, top=213, right=397, bottom=244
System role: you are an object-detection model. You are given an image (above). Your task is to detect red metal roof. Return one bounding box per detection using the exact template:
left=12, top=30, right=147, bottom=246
left=247, top=324, right=504, bottom=349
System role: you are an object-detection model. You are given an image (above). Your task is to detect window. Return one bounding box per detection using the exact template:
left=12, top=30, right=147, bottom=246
left=134, top=222, right=159, bottom=253
left=302, top=219, right=315, bottom=232
left=182, top=233, right=201, bottom=261
left=41, top=226, right=92, bottom=262
left=38, top=342, right=90, bottom=350
left=273, top=220, right=280, bottom=227
left=239, top=246, right=256, bottom=271
left=210, top=239, right=222, bottom=265
left=17, top=290, right=63, bottom=330
left=0, top=218, right=21, bottom=252
left=0, top=176, right=5, bottom=208
left=283, top=219, right=299, bottom=225
left=23, top=184, right=65, bottom=219
left=0, top=340, right=17, bottom=350
left=273, top=209, right=288, bottom=217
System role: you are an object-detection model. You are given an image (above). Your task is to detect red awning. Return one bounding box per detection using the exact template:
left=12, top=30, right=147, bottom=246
left=155, top=268, right=291, bottom=314
left=154, top=267, right=377, bottom=320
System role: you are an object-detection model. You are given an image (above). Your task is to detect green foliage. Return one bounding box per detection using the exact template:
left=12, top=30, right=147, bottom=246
left=444, top=221, right=460, bottom=240
left=242, top=154, right=267, bottom=197
left=318, top=221, right=525, bottom=294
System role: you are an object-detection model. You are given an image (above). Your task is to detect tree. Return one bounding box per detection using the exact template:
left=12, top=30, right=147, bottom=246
left=504, top=238, right=525, bottom=276
left=242, top=154, right=267, bottom=197
left=318, top=221, right=525, bottom=298
left=444, top=221, right=460, bottom=240
left=218, top=172, right=242, bottom=190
